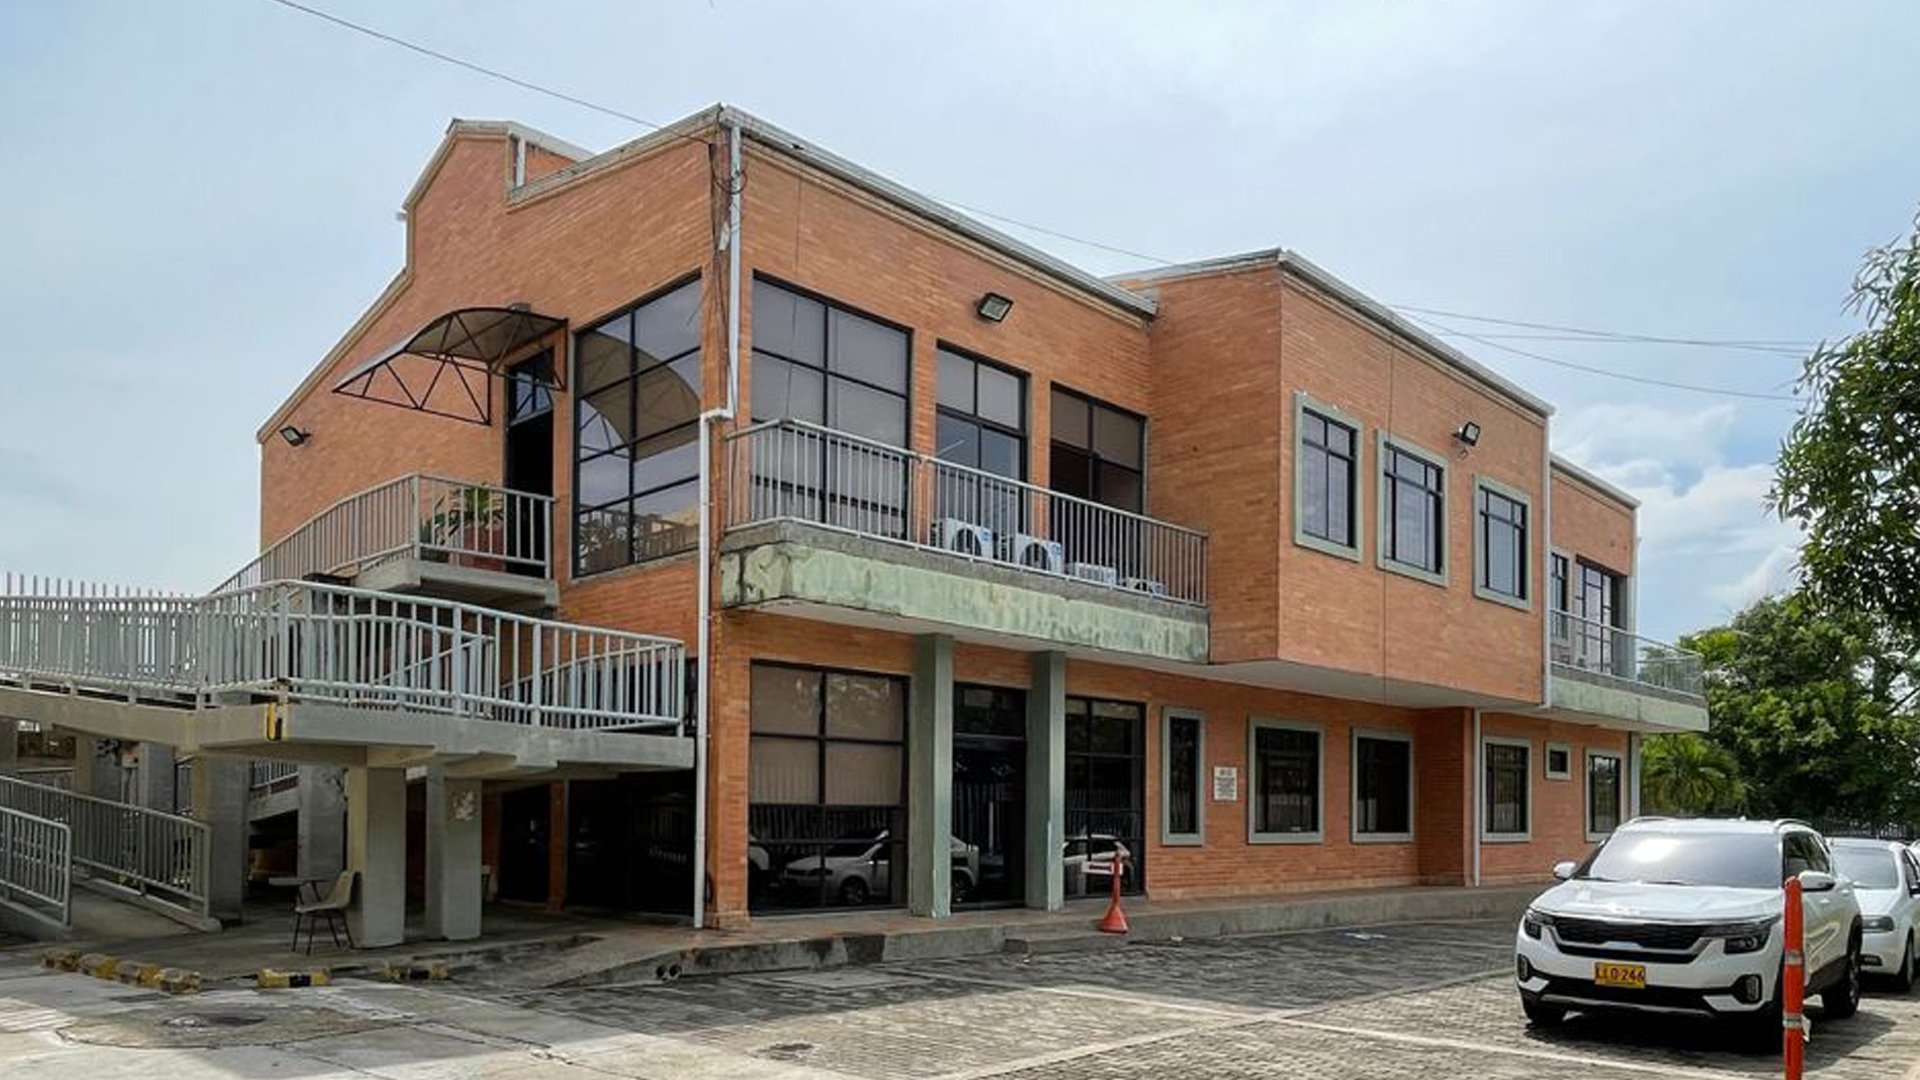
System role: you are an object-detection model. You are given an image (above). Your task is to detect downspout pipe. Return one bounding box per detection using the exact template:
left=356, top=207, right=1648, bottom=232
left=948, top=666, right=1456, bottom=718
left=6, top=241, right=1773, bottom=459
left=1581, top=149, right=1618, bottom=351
left=692, top=113, right=743, bottom=930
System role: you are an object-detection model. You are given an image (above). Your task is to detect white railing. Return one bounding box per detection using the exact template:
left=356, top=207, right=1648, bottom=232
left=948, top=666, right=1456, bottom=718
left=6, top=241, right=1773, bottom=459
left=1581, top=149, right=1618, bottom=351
left=1550, top=610, right=1705, bottom=699
left=217, top=474, right=553, bottom=593
left=0, top=579, right=685, bottom=732
left=0, top=805, right=71, bottom=927
left=726, top=419, right=1209, bottom=605
left=13, top=766, right=73, bottom=791
left=0, top=775, right=201, bottom=917
left=250, top=760, right=299, bottom=793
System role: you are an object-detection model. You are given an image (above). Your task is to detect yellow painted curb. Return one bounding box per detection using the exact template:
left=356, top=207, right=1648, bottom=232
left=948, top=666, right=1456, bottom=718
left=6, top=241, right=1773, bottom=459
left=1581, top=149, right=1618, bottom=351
left=41, top=948, right=82, bottom=972
left=256, top=968, right=332, bottom=989
left=379, top=960, right=450, bottom=982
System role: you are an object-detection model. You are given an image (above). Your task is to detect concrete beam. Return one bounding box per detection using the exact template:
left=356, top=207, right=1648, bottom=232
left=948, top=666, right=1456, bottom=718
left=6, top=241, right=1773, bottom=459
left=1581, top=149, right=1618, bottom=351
left=189, top=757, right=249, bottom=922
left=908, top=634, right=954, bottom=917
left=1025, top=651, right=1066, bottom=911
left=424, top=765, right=482, bottom=941
left=346, top=766, right=407, bottom=947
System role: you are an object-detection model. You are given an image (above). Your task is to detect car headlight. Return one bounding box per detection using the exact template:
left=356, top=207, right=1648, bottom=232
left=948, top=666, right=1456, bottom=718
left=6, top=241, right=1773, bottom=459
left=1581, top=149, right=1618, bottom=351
left=1862, top=915, right=1896, bottom=934
left=1700, top=917, right=1778, bottom=955
left=1522, top=908, right=1554, bottom=940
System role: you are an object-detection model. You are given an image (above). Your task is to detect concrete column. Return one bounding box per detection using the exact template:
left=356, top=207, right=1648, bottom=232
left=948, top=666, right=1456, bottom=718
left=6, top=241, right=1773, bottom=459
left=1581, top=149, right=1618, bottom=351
left=132, top=742, right=175, bottom=812
left=73, top=736, right=121, bottom=801
left=346, top=766, right=407, bottom=947
left=296, top=766, right=347, bottom=884
left=1024, top=651, right=1066, bottom=911
left=424, top=765, right=482, bottom=941
left=189, top=758, right=250, bottom=923
left=907, top=634, right=954, bottom=917
left=1627, top=732, right=1643, bottom=818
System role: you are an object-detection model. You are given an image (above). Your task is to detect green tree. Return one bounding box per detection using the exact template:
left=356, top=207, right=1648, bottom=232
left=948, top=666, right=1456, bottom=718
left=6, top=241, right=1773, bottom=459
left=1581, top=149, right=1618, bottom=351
left=1774, top=208, right=1920, bottom=649
left=1641, top=734, right=1746, bottom=816
left=1680, top=593, right=1920, bottom=824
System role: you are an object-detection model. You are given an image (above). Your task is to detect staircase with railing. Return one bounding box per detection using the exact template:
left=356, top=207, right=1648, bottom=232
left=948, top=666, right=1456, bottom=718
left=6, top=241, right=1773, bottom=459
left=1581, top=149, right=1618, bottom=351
left=0, top=774, right=207, bottom=925
left=0, top=803, right=70, bottom=930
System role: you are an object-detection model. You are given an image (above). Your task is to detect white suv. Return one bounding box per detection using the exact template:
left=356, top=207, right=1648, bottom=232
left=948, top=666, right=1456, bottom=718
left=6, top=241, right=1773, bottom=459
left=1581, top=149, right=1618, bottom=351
left=1515, top=818, right=1863, bottom=1039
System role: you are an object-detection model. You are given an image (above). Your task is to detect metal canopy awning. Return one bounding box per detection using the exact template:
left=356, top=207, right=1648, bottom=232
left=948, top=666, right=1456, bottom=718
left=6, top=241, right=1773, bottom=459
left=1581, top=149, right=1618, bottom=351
left=332, top=306, right=567, bottom=425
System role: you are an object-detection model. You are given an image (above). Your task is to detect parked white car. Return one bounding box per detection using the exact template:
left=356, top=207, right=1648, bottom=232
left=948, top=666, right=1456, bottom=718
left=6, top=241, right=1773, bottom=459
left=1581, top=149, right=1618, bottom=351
left=1831, top=837, right=1920, bottom=991
left=1515, top=818, right=1863, bottom=1043
left=778, top=831, right=980, bottom=906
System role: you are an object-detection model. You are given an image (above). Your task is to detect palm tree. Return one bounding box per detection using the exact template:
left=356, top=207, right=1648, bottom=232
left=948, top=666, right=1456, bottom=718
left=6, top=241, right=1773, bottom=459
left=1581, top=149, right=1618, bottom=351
left=1642, top=734, right=1746, bottom=816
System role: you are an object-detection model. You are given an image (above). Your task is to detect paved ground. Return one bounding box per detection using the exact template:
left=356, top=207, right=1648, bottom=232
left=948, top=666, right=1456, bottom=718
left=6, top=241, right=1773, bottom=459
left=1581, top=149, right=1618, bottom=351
left=4, top=917, right=1918, bottom=1078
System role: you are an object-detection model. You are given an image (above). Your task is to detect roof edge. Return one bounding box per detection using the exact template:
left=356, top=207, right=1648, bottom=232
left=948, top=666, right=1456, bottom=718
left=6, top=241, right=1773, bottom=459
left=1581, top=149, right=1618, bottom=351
left=1551, top=454, right=1641, bottom=510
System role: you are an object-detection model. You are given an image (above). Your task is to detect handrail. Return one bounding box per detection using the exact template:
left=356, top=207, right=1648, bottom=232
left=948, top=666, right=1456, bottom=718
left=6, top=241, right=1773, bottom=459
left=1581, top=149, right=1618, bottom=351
left=0, top=775, right=201, bottom=916
left=0, top=804, right=70, bottom=927
left=250, top=760, right=299, bottom=793
left=0, top=578, right=686, bottom=732
left=217, top=473, right=555, bottom=593
left=1550, top=609, right=1705, bottom=699
left=725, top=418, right=1209, bottom=605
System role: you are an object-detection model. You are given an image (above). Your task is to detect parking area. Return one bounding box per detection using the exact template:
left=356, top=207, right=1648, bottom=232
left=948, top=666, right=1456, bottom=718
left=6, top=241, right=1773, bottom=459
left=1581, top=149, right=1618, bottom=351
left=4, top=917, right=1918, bottom=1079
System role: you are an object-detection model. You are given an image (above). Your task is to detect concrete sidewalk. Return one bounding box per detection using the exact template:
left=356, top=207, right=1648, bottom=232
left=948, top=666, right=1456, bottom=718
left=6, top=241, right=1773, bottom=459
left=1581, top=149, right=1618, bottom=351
left=5, top=883, right=1543, bottom=991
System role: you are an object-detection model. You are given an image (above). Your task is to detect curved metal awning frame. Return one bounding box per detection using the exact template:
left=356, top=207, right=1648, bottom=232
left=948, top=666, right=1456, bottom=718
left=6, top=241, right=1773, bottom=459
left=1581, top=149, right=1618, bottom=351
left=332, top=306, right=567, bottom=426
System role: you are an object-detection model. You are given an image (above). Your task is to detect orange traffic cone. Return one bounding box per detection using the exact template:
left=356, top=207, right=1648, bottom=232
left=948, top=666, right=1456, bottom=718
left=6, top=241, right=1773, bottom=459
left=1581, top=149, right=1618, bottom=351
left=1097, top=855, right=1130, bottom=934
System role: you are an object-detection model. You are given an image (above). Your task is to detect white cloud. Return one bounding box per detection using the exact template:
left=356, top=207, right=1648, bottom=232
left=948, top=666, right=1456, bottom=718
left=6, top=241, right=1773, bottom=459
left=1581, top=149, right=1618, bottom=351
left=1709, top=544, right=1802, bottom=610
left=1555, top=401, right=1738, bottom=475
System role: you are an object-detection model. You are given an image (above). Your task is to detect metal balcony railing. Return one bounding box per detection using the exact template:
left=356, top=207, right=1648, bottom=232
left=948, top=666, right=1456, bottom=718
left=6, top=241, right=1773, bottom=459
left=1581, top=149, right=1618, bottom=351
left=0, top=579, right=686, bottom=732
left=250, top=760, right=299, bottom=793
left=726, top=419, right=1208, bottom=605
left=0, top=775, right=201, bottom=917
left=217, top=474, right=553, bottom=593
left=1550, top=610, right=1705, bottom=699
left=0, top=804, right=71, bottom=927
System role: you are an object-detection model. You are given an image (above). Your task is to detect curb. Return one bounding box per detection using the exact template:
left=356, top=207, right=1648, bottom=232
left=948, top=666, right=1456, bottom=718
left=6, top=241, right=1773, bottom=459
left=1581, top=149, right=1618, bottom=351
left=257, top=967, right=333, bottom=990
left=43, top=949, right=200, bottom=993
left=377, top=960, right=450, bottom=983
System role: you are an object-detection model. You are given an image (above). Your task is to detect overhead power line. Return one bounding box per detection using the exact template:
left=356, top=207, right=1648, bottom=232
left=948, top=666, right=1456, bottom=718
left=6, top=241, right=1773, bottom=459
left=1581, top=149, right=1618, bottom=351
left=255, top=0, right=1812, bottom=405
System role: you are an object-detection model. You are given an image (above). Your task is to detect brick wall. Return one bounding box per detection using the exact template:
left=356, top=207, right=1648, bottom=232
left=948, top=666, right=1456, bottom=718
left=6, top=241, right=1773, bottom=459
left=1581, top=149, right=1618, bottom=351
left=1477, top=711, right=1629, bottom=885
left=1550, top=468, right=1636, bottom=578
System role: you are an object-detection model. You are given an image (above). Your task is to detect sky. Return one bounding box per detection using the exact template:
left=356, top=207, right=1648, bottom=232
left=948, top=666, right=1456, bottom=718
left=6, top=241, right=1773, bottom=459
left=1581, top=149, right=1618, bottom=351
left=2, top=0, right=1917, bottom=645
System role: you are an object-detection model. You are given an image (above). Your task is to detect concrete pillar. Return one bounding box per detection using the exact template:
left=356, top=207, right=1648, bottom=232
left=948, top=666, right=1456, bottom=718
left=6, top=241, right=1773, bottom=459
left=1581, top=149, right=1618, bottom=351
left=1627, top=732, right=1643, bottom=819
left=1024, top=651, right=1066, bottom=911
left=189, top=758, right=250, bottom=923
left=296, top=766, right=347, bottom=883
left=73, top=736, right=121, bottom=801
left=424, top=765, right=482, bottom=941
left=132, top=742, right=175, bottom=812
left=907, top=634, right=954, bottom=917
left=346, top=766, right=407, bottom=947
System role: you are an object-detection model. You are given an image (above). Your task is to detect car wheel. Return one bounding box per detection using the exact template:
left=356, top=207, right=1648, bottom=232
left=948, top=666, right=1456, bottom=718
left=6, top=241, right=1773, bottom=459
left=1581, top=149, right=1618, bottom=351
left=1822, top=936, right=1862, bottom=1020
left=839, top=877, right=871, bottom=907
left=1895, top=933, right=1916, bottom=995
left=1521, top=996, right=1565, bottom=1026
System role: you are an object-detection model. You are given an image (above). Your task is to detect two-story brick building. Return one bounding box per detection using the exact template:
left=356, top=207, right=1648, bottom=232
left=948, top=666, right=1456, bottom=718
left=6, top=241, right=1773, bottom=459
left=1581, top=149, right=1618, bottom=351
left=245, top=103, right=1704, bottom=931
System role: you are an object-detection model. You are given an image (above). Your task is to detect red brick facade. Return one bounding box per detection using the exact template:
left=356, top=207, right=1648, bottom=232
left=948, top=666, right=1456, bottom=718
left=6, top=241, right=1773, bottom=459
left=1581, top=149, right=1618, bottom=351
left=257, top=112, right=1657, bottom=926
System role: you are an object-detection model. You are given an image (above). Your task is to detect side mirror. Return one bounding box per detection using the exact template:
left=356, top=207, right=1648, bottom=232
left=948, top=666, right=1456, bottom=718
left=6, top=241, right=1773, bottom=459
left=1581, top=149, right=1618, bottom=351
left=1798, top=870, right=1837, bottom=893
left=1552, top=861, right=1577, bottom=881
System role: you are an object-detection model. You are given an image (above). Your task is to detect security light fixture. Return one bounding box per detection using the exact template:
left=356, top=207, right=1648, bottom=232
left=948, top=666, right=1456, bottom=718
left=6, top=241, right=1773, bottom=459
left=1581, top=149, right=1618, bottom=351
left=976, top=292, right=1014, bottom=323
left=279, top=425, right=312, bottom=448
left=1454, top=421, right=1482, bottom=448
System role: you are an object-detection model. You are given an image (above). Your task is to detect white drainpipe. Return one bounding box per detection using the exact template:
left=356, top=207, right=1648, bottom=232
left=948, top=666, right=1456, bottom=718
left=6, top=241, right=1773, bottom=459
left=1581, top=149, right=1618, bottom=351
left=692, top=113, right=744, bottom=930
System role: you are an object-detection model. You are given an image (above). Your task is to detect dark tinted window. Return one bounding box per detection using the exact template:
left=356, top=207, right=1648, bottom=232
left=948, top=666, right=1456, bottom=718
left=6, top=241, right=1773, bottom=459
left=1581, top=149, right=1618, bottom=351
left=1050, top=387, right=1144, bottom=513
left=1253, top=726, right=1320, bottom=836
left=1166, top=714, right=1201, bottom=837
left=1478, top=486, right=1527, bottom=599
left=1587, top=753, right=1622, bottom=835
left=1580, top=830, right=1782, bottom=889
left=1384, top=444, right=1444, bottom=573
left=1484, top=741, right=1529, bottom=835
left=1354, top=735, right=1410, bottom=836
left=1833, top=846, right=1900, bottom=889
left=1299, top=408, right=1357, bottom=548
left=751, top=279, right=908, bottom=446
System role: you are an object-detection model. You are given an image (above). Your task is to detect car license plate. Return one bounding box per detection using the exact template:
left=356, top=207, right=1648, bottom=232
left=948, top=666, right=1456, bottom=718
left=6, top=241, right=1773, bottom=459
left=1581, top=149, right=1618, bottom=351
left=1594, top=962, right=1646, bottom=989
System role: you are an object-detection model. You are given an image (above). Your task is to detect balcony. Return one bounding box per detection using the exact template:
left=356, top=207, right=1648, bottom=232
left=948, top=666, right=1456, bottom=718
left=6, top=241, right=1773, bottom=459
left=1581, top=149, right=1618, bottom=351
left=218, top=474, right=556, bottom=610
left=719, top=420, right=1208, bottom=664
left=1547, top=610, right=1707, bottom=731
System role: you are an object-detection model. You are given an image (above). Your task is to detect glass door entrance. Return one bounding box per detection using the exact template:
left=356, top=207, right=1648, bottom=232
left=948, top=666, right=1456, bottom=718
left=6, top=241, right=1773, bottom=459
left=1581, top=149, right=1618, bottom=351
left=952, top=684, right=1026, bottom=907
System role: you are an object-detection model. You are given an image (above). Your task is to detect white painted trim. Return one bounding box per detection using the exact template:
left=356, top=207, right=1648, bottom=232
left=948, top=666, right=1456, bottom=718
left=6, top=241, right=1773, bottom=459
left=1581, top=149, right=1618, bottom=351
left=1585, top=748, right=1625, bottom=843
left=1544, top=740, right=1573, bottom=781
left=1159, top=707, right=1206, bottom=846
left=1247, top=717, right=1325, bottom=844
left=1480, top=734, right=1533, bottom=843
left=1349, top=727, right=1415, bottom=845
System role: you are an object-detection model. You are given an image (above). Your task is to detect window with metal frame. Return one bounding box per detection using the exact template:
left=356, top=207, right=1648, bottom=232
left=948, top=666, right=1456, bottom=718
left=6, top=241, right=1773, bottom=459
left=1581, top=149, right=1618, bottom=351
left=1065, top=697, right=1146, bottom=897
left=1163, top=711, right=1203, bottom=842
left=1251, top=723, right=1321, bottom=840
left=1353, top=733, right=1412, bottom=838
left=1383, top=443, right=1444, bottom=574
left=935, top=346, right=1027, bottom=540
left=574, top=277, right=703, bottom=574
left=1484, top=740, right=1530, bottom=837
left=1477, top=485, right=1528, bottom=601
left=747, top=663, right=908, bottom=912
left=1049, top=386, right=1144, bottom=513
left=1587, top=752, right=1623, bottom=836
left=1299, top=407, right=1357, bottom=549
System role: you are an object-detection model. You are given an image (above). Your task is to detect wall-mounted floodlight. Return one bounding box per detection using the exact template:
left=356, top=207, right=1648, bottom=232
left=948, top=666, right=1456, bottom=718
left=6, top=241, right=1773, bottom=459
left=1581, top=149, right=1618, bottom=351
left=1454, top=421, right=1482, bottom=448
left=976, top=292, right=1014, bottom=323
left=279, top=425, right=312, bottom=448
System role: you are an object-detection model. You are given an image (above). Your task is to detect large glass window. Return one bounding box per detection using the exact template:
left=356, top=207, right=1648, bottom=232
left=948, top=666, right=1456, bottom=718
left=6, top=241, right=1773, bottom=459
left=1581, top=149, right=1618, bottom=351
left=573, top=277, right=702, bottom=574
left=935, top=346, right=1027, bottom=540
left=1250, top=722, right=1321, bottom=840
left=748, top=663, right=907, bottom=911
left=1353, top=733, right=1412, bottom=839
left=1065, top=697, right=1145, bottom=897
left=1298, top=406, right=1357, bottom=551
left=1162, top=710, right=1204, bottom=843
left=1587, top=752, right=1622, bottom=837
left=1484, top=740, right=1530, bottom=838
left=1383, top=442, right=1444, bottom=576
left=1049, top=387, right=1144, bottom=513
left=1476, top=484, right=1528, bottom=603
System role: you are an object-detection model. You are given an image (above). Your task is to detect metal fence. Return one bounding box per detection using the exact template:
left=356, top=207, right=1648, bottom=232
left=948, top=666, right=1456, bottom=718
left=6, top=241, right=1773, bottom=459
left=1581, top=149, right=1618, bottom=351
left=726, top=419, right=1209, bottom=605
left=0, top=775, right=202, bottom=917
left=250, top=760, right=299, bottom=793
left=0, top=579, right=685, bottom=732
left=0, top=805, right=71, bottom=927
left=1550, top=610, right=1705, bottom=699
left=216, top=474, right=553, bottom=593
